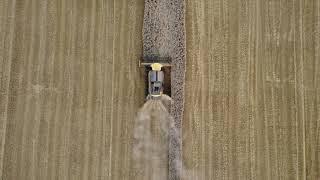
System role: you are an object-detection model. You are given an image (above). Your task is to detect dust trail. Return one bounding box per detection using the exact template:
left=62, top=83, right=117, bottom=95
left=133, top=95, right=171, bottom=180
left=133, top=94, right=183, bottom=179
left=134, top=94, right=197, bottom=180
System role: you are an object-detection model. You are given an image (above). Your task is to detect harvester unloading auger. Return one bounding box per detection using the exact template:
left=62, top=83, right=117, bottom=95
left=139, top=56, right=172, bottom=99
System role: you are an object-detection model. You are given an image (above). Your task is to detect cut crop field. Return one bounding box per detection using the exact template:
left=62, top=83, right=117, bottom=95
left=183, top=0, right=320, bottom=179
left=0, top=0, right=319, bottom=180
left=0, top=0, right=145, bottom=179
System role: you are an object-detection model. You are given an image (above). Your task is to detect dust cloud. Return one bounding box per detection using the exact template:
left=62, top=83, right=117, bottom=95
left=133, top=95, right=172, bottom=180
left=133, top=95, right=198, bottom=180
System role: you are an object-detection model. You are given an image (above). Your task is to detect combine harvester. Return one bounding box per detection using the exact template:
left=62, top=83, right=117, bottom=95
left=140, top=56, right=172, bottom=99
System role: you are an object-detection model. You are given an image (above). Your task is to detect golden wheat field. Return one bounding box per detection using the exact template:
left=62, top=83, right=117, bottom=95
left=0, top=0, right=319, bottom=179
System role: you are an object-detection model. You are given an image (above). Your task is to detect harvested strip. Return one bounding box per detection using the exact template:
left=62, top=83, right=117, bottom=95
left=143, top=0, right=186, bottom=179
